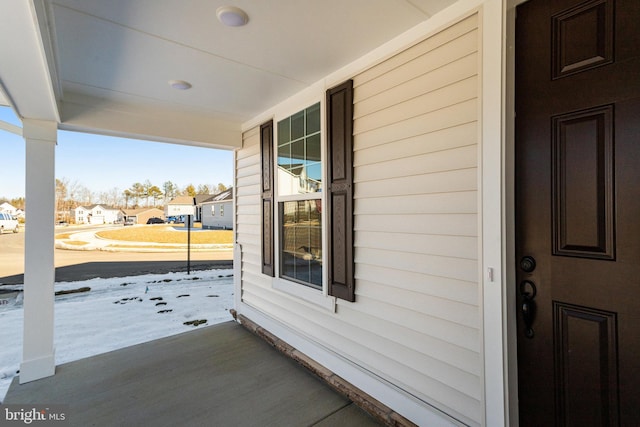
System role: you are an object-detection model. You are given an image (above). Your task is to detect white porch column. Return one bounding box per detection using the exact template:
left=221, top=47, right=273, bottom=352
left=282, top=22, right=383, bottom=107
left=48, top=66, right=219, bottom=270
left=20, top=119, right=57, bottom=384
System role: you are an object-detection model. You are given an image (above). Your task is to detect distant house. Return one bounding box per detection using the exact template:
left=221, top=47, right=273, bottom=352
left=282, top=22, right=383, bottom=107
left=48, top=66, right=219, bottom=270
left=0, top=202, right=18, bottom=216
left=200, top=188, right=233, bottom=230
left=122, top=207, right=165, bottom=225
left=165, top=195, right=214, bottom=222
left=71, top=204, right=122, bottom=224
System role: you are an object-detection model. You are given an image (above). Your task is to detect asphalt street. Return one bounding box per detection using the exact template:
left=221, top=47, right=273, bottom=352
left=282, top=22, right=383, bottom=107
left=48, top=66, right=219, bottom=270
left=0, top=227, right=233, bottom=286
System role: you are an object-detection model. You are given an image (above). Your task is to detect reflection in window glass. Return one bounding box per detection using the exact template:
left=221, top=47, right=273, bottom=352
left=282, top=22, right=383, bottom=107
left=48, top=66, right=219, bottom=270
left=277, top=103, right=321, bottom=196
left=280, top=200, right=322, bottom=288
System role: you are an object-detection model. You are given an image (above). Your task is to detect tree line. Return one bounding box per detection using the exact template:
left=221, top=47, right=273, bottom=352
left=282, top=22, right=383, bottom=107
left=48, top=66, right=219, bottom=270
left=53, top=178, right=229, bottom=215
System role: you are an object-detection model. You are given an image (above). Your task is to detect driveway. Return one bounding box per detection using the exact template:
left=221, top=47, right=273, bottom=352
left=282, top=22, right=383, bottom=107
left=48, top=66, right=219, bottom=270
left=0, top=228, right=233, bottom=285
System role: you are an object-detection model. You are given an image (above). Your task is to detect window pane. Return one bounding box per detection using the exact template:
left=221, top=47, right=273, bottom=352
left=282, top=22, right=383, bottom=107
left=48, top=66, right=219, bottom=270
left=291, top=110, right=305, bottom=140
left=280, top=200, right=322, bottom=288
left=277, top=118, right=290, bottom=145
left=306, top=103, right=320, bottom=134
left=306, top=163, right=322, bottom=188
left=306, top=134, right=321, bottom=162
left=277, top=103, right=322, bottom=196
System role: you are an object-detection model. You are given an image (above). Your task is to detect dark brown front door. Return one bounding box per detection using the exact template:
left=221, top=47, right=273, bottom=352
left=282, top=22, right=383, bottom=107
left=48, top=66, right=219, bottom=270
left=515, top=0, right=640, bottom=425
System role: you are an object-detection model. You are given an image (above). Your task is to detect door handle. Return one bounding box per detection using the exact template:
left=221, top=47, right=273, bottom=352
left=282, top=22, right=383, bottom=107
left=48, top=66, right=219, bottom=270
left=519, top=280, right=537, bottom=338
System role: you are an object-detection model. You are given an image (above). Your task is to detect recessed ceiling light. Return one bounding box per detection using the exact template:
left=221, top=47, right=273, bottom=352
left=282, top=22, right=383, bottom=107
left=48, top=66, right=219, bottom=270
left=216, top=6, right=249, bottom=27
left=168, top=80, right=192, bottom=90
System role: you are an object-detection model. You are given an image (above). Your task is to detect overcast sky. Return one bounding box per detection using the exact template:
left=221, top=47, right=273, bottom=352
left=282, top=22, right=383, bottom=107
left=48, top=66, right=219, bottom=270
left=0, top=106, right=233, bottom=200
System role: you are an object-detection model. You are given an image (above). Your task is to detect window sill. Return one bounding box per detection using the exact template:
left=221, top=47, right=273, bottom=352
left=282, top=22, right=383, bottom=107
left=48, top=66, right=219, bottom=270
left=273, top=278, right=336, bottom=312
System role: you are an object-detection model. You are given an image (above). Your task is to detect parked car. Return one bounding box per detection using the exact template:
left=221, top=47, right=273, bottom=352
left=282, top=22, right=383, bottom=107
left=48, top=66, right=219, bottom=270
left=0, top=212, right=19, bottom=234
left=146, top=217, right=165, bottom=224
left=166, top=216, right=184, bottom=224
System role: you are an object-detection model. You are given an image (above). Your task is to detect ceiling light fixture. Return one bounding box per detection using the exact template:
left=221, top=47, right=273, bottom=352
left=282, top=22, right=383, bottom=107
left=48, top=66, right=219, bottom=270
left=216, top=6, right=249, bottom=27
left=168, top=80, right=192, bottom=90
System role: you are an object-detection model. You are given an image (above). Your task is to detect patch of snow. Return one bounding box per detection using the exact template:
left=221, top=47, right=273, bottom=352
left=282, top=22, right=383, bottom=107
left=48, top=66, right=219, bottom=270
left=0, top=269, right=234, bottom=402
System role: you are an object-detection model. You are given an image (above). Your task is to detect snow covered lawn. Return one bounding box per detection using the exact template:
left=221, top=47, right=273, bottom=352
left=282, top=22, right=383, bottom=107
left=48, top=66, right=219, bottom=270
left=0, top=269, right=234, bottom=402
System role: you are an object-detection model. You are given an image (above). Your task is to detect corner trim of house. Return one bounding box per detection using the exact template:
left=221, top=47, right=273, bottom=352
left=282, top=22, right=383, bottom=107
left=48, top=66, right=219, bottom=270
left=230, top=309, right=417, bottom=427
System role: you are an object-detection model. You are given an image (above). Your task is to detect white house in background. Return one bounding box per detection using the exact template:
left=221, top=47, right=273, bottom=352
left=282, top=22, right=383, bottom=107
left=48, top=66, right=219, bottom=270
left=0, top=202, right=18, bottom=216
left=71, top=204, right=122, bottom=224
left=165, top=194, right=214, bottom=222
left=3, top=1, right=639, bottom=425
left=201, top=188, right=233, bottom=230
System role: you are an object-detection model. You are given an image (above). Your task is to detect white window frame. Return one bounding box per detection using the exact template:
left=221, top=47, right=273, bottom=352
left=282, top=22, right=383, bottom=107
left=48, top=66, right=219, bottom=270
left=271, top=91, right=335, bottom=312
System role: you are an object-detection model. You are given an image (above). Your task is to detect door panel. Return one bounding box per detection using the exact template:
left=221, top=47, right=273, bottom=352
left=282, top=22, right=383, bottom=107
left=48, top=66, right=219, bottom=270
left=515, top=0, right=640, bottom=425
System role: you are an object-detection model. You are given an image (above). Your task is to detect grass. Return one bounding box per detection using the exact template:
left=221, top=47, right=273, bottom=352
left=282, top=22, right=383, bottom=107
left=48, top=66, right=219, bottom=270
left=96, top=226, right=233, bottom=245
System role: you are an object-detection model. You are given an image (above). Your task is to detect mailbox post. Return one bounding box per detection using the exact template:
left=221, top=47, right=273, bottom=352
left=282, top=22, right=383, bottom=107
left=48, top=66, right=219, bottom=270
left=187, top=197, right=197, bottom=275
left=166, top=199, right=197, bottom=275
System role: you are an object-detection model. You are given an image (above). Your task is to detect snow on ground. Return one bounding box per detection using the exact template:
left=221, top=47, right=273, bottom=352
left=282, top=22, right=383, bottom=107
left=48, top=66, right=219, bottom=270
left=0, top=269, right=234, bottom=403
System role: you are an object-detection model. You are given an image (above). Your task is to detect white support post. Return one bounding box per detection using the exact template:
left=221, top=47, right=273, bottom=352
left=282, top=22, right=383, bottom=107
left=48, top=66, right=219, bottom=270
left=20, top=119, right=57, bottom=384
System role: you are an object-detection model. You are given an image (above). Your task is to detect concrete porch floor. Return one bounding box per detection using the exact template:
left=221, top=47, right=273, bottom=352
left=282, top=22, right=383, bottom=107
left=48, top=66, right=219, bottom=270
left=4, top=321, right=381, bottom=426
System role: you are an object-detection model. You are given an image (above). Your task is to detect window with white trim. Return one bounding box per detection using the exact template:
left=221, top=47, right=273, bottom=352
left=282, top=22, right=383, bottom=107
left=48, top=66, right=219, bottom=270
left=276, top=103, right=322, bottom=289
left=261, top=80, right=355, bottom=301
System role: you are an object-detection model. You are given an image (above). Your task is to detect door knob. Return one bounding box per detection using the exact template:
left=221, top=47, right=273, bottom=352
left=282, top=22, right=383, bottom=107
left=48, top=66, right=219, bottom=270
left=520, top=256, right=536, bottom=273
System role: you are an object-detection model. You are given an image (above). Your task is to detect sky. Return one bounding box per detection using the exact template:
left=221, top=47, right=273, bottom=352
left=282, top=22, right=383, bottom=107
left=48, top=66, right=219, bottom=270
left=0, top=268, right=235, bottom=401
left=0, top=106, right=234, bottom=200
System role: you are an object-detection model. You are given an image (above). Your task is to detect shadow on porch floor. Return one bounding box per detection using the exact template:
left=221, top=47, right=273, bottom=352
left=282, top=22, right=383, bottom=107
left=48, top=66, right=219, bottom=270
left=4, top=321, right=380, bottom=426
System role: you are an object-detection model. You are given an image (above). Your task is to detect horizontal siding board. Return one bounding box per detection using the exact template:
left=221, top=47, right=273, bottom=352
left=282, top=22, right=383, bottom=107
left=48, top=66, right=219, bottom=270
left=236, top=152, right=260, bottom=169
left=355, top=247, right=478, bottom=283
left=236, top=162, right=261, bottom=179
left=348, top=294, right=480, bottom=353
left=354, top=29, right=478, bottom=103
left=354, top=121, right=477, bottom=167
left=355, top=213, right=477, bottom=237
left=355, top=168, right=477, bottom=197
left=354, top=75, right=478, bottom=134
left=355, top=263, right=478, bottom=306
left=236, top=183, right=260, bottom=198
left=355, top=144, right=477, bottom=182
left=236, top=213, right=260, bottom=226
left=236, top=175, right=260, bottom=189
left=236, top=223, right=260, bottom=237
left=354, top=98, right=478, bottom=146
left=355, top=52, right=478, bottom=119
left=356, top=280, right=478, bottom=328
left=355, top=231, right=478, bottom=260
left=235, top=204, right=260, bottom=216
left=355, top=191, right=478, bottom=215
left=337, top=303, right=480, bottom=375
left=355, top=13, right=478, bottom=88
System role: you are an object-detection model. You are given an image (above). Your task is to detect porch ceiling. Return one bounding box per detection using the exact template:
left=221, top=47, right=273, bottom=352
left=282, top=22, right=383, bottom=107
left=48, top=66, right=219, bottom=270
left=0, top=0, right=456, bottom=148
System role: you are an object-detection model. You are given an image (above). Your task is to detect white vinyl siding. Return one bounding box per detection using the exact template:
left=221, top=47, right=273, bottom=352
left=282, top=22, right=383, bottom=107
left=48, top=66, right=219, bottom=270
left=237, top=13, right=481, bottom=426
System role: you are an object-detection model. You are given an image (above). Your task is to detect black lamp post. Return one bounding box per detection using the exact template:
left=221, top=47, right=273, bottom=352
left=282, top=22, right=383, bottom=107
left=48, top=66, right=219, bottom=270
left=187, top=197, right=196, bottom=275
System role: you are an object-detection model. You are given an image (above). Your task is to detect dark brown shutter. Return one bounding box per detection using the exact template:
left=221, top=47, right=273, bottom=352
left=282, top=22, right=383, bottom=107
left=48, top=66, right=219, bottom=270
left=326, top=80, right=355, bottom=302
left=260, top=120, right=275, bottom=277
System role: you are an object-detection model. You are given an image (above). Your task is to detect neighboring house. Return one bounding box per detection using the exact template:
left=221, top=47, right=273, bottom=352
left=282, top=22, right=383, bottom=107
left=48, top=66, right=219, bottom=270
left=0, top=202, right=18, bottom=216
left=122, top=207, right=165, bottom=225
left=6, top=1, right=639, bottom=426
left=165, top=195, right=214, bottom=223
left=71, top=204, right=122, bottom=224
left=200, top=188, right=233, bottom=230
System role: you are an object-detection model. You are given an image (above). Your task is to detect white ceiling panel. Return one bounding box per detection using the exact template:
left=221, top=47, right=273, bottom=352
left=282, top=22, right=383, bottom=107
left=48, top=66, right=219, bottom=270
left=0, top=0, right=459, bottom=146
